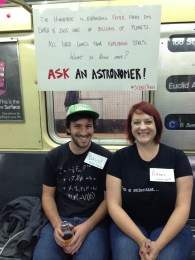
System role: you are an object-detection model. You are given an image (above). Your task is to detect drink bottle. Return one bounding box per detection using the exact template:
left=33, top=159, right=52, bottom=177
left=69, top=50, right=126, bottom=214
left=61, top=221, right=73, bottom=254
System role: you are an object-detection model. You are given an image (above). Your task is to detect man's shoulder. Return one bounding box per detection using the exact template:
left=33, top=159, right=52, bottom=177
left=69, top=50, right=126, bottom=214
left=47, top=143, right=69, bottom=158
left=90, top=142, right=112, bottom=158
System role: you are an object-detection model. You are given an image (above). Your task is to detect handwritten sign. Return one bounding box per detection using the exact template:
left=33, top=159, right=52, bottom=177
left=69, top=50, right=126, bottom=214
left=33, top=4, right=161, bottom=91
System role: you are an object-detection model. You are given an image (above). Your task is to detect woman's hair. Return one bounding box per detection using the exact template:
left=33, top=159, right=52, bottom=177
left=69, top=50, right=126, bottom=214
left=126, top=102, right=163, bottom=144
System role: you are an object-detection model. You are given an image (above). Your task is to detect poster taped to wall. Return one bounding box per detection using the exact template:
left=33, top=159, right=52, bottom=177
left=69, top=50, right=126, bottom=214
left=33, top=4, right=161, bottom=91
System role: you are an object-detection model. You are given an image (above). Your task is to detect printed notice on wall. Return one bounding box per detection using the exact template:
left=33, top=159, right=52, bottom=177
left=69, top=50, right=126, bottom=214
left=33, top=5, right=161, bottom=91
left=0, top=40, right=24, bottom=122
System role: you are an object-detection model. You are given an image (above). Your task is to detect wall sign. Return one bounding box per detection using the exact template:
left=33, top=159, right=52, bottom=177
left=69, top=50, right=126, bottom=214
left=0, top=40, right=24, bottom=122
left=168, top=35, right=195, bottom=52
left=165, top=114, right=195, bottom=130
left=166, top=75, right=195, bottom=92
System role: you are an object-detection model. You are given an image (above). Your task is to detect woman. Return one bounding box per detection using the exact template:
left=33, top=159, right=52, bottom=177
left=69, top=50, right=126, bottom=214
left=106, top=102, right=193, bottom=260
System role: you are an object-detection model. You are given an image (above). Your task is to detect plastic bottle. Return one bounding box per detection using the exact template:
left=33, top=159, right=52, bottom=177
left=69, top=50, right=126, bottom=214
left=61, top=221, right=73, bottom=254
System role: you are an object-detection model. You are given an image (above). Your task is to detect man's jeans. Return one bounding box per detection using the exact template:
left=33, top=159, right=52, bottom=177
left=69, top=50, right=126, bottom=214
left=33, top=217, right=110, bottom=260
left=110, top=221, right=193, bottom=260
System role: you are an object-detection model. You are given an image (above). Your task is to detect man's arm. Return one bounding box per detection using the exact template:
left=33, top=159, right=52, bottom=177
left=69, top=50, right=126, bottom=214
left=42, top=184, right=65, bottom=247
left=82, top=191, right=107, bottom=231
left=69, top=191, right=108, bottom=254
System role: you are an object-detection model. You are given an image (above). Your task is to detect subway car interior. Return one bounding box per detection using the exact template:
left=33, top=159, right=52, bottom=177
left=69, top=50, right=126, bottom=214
left=0, top=0, right=195, bottom=259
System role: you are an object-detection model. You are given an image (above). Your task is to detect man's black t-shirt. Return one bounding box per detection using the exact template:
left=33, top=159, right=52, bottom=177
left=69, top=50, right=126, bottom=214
left=107, top=143, right=192, bottom=230
left=43, top=142, right=112, bottom=218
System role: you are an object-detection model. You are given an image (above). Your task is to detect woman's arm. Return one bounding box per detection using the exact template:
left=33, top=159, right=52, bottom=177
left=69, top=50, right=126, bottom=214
left=106, top=174, right=149, bottom=246
left=150, top=175, right=193, bottom=256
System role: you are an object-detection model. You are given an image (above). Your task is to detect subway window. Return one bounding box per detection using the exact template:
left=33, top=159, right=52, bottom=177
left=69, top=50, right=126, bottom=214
left=46, top=91, right=145, bottom=145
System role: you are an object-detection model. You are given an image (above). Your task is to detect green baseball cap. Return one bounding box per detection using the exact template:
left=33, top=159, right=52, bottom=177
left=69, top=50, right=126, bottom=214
left=66, top=103, right=99, bottom=120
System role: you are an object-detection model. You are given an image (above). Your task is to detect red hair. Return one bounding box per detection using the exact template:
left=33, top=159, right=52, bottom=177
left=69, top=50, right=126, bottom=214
left=126, top=102, right=163, bottom=144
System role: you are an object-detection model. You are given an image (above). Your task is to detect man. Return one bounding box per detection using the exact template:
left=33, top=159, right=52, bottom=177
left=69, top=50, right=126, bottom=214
left=33, top=103, right=112, bottom=260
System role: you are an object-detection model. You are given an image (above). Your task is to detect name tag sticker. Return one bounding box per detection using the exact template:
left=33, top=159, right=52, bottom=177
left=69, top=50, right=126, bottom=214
left=84, top=152, right=107, bottom=169
left=150, top=168, right=175, bottom=182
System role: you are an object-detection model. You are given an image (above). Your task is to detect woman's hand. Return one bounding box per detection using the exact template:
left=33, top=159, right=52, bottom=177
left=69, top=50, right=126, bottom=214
left=139, top=240, right=160, bottom=260
left=139, top=238, right=152, bottom=259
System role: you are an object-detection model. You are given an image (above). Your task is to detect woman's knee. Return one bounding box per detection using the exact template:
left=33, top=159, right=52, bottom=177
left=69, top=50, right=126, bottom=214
left=156, top=225, right=193, bottom=260
left=110, top=222, right=139, bottom=260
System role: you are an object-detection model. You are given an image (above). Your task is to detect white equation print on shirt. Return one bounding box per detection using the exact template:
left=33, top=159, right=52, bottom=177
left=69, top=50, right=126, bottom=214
left=58, top=163, right=101, bottom=202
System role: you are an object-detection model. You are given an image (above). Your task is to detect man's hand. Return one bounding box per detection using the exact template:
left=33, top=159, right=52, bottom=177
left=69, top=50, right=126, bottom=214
left=54, top=224, right=66, bottom=247
left=68, top=222, right=91, bottom=255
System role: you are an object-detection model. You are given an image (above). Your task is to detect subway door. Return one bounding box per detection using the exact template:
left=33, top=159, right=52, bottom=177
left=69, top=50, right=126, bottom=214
left=154, top=23, right=195, bottom=151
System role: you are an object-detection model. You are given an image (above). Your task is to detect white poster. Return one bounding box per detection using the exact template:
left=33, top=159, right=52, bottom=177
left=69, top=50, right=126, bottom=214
left=33, top=4, right=161, bottom=91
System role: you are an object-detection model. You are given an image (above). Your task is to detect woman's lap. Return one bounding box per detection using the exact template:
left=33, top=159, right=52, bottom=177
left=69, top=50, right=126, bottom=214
left=110, top=221, right=193, bottom=260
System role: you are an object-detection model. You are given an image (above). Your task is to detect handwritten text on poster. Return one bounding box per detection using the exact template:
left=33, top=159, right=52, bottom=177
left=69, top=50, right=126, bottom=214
left=33, top=5, right=161, bottom=91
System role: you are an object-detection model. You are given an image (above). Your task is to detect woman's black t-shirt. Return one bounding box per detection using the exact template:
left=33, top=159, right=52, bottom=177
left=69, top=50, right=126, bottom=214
left=107, top=143, right=192, bottom=230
